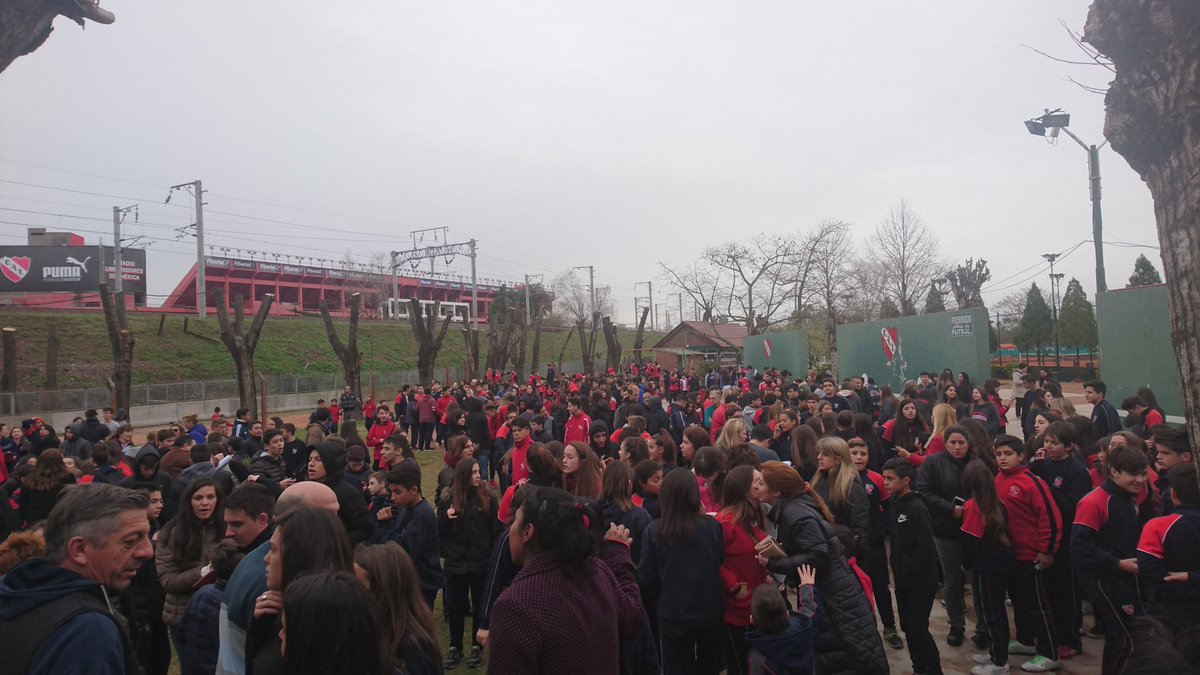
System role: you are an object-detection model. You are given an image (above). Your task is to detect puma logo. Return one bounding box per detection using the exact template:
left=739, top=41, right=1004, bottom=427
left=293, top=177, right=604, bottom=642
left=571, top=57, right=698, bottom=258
left=66, top=256, right=91, bottom=273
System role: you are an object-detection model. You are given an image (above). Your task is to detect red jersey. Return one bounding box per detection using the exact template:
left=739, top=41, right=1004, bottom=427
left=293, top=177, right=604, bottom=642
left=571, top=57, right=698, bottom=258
left=564, top=412, right=592, bottom=445
left=510, top=436, right=532, bottom=485
left=995, top=465, right=1062, bottom=562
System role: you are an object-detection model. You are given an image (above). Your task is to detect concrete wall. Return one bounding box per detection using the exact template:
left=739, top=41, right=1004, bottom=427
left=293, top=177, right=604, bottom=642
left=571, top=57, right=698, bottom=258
left=1097, top=285, right=1186, bottom=422
left=742, top=329, right=810, bottom=375
left=2, top=392, right=321, bottom=431
left=835, top=307, right=991, bottom=393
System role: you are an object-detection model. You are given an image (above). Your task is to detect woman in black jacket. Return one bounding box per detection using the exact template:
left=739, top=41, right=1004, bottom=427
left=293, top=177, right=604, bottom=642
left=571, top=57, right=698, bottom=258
left=913, top=425, right=979, bottom=648
left=759, top=462, right=888, bottom=675
left=16, top=449, right=75, bottom=526
left=438, top=457, right=499, bottom=670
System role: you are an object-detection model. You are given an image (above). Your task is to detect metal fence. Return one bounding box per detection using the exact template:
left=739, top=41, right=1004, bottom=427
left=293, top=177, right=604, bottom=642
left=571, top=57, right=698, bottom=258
left=0, top=368, right=466, bottom=417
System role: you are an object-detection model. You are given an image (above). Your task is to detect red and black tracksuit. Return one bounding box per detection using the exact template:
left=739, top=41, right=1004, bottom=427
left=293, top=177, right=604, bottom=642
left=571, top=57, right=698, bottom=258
left=858, top=468, right=896, bottom=633
left=1072, top=480, right=1145, bottom=675
left=961, top=498, right=1016, bottom=668
left=996, top=465, right=1062, bottom=660
left=1136, top=504, right=1200, bottom=627
left=1030, top=455, right=1092, bottom=652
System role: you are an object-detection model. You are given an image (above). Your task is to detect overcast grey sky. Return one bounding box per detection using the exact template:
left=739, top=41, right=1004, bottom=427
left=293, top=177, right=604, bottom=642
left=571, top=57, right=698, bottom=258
left=0, top=1, right=1164, bottom=324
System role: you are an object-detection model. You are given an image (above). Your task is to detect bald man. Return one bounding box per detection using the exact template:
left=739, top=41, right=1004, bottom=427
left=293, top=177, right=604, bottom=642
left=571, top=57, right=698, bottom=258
left=216, top=481, right=340, bottom=674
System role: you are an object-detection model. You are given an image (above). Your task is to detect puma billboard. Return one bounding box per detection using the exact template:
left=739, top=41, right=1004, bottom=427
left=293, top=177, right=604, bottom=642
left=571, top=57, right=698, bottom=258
left=0, top=246, right=147, bottom=294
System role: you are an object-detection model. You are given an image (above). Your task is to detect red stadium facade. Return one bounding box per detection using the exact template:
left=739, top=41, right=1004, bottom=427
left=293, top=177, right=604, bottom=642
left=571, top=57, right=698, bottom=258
left=163, top=256, right=502, bottom=320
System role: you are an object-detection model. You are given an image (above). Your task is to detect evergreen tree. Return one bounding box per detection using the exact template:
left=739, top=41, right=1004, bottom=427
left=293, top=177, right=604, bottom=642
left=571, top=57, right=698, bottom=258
left=923, top=283, right=946, bottom=314
left=1057, top=278, right=1098, bottom=359
left=1015, top=283, right=1053, bottom=356
left=879, top=298, right=902, bottom=319
left=1127, top=254, right=1164, bottom=287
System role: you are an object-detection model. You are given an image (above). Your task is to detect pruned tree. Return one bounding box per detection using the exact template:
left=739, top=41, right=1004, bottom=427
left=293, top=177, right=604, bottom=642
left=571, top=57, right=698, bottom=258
left=407, top=298, right=453, bottom=386
left=1, top=327, right=16, bottom=393
left=632, top=306, right=652, bottom=362
left=576, top=312, right=601, bottom=375
left=1085, top=0, right=1200, bottom=454
left=98, top=283, right=134, bottom=412
left=1057, top=278, right=1098, bottom=364
left=865, top=200, right=943, bottom=315
left=485, top=308, right=517, bottom=372
left=1127, top=253, right=1164, bottom=287
left=528, top=295, right=547, bottom=380
left=945, top=258, right=992, bottom=309
left=214, top=288, right=274, bottom=420
left=509, top=312, right=530, bottom=377
left=1015, top=283, right=1053, bottom=360
left=602, top=316, right=622, bottom=371
left=320, top=292, right=363, bottom=396
left=556, top=324, right=576, bottom=374
left=0, top=0, right=115, bottom=74
left=705, top=234, right=800, bottom=334
left=462, top=328, right=480, bottom=381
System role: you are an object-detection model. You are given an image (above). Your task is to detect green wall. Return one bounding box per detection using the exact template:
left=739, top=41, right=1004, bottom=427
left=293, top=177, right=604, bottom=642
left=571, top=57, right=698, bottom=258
left=835, top=307, right=991, bottom=393
left=742, top=329, right=810, bottom=375
left=1097, top=285, right=1184, bottom=422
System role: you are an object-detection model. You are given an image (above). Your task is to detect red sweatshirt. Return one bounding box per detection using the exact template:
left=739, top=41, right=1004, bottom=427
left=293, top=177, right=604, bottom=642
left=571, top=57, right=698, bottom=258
left=564, top=412, right=592, bottom=445
left=510, top=436, right=532, bottom=485
left=716, top=511, right=770, bottom=626
left=995, top=465, right=1062, bottom=563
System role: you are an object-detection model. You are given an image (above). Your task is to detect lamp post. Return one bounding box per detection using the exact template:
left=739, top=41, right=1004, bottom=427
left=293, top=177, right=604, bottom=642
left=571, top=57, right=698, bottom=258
left=1024, top=109, right=1109, bottom=294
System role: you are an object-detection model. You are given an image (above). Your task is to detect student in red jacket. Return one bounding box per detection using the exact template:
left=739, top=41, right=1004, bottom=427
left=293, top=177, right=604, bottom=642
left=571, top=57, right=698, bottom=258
left=563, top=397, right=592, bottom=445
left=993, top=434, right=1062, bottom=672
left=364, top=405, right=396, bottom=467
left=716, top=465, right=771, bottom=675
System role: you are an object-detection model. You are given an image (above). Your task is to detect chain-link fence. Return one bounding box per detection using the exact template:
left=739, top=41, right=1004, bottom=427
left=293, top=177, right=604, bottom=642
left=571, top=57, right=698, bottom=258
left=0, top=368, right=469, bottom=417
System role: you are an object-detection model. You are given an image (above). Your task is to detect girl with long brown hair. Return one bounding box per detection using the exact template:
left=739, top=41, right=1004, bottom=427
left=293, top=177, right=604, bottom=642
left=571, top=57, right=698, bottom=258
left=717, top=465, right=770, bottom=675
left=16, top=448, right=75, bottom=525
left=354, top=542, right=443, bottom=674
left=562, top=441, right=603, bottom=499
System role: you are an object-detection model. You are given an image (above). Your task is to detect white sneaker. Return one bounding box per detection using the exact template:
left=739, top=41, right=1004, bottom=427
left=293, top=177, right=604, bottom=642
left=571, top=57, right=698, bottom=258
left=973, top=653, right=996, bottom=665
left=972, top=664, right=1010, bottom=675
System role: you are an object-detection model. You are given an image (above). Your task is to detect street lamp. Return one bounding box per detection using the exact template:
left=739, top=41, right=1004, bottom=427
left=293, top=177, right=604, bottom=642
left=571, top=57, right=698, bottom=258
left=1024, top=108, right=1109, bottom=294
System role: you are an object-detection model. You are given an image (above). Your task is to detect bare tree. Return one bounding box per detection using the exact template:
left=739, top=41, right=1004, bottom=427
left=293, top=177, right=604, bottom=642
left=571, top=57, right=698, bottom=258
left=551, top=271, right=614, bottom=325
left=98, top=283, right=134, bottom=412
left=320, top=292, right=362, bottom=396
left=214, top=288, right=274, bottom=420
left=658, top=259, right=725, bottom=322
left=0, top=0, right=115, bottom=73
left=945, top=258, right=992, bottom=309
left=632, top=306, right=652, bottom=362
left=704, top=234, right=800, bottom=334
left=784, top=220, right=846, bottom=323
left=602, top=316, right=623, bottom=371
left=1085, top=0, right=1200, bottom=454
left=866, top=200, right=943, bottom=315
left=0, top=327, right=15, bottom=393
left=407, top=298, right=453, bottom=385
left=808, top=221, right=855, bottom=375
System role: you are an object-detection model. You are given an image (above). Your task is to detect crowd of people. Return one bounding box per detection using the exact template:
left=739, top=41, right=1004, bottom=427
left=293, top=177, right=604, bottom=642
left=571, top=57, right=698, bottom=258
left=0, top=361, right=1195, bottom=675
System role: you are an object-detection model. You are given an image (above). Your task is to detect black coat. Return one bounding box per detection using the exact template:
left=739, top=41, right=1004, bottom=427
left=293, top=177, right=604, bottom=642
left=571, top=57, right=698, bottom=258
left=312, top=441, right=374, bottom=544
left=914, top=451, right=971, bottom=539
left=437, top=491, right=499, bottom=576
left=766, top=495, right=888, bottom=675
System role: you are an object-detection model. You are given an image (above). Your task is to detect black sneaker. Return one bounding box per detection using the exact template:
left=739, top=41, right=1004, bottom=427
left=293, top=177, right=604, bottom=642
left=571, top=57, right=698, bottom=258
left=467, top=645, right=483, bottom=669
left=444, top=646, right=463, bottom=670
left=971, top=632, right=992, bottom=650
left=948, top=626, right=965, bottom=647
left=883, top=627, right=904, bottom=649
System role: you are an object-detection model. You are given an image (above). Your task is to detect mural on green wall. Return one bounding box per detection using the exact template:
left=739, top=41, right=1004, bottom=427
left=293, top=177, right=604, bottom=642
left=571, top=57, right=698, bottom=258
left=835, top=308, right=991, bottom=394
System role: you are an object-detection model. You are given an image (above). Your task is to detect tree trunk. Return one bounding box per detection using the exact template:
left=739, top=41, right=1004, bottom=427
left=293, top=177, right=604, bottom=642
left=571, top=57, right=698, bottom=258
left=0, top=0, right=60, bottom=74
left=214, top=289, right=274, bottom=420
left=320, top=292, right=363, bottom=396
left=557, top=325, right=575, bottom=374
left=407, top=298, right=453, bottom=386
left=99, top=283, right=134, bottom=412
left=602, top=316, right=622, bottom=371
left=462, top=328, right=480, bottom=382
left=44, top=324, right=59, bottom=389
left=1085, top=0, right=1200, bottom=456
left=577, top=319, right=592, bottom=374
left=530, top=306, right=545, bottom=380
left=632, top=306, right=651, bottom=363
left=1, top=327, right=16, bottom=393
left=496, top=309, right=516, bottom=373
left=511, top=312, right=529, bottom=378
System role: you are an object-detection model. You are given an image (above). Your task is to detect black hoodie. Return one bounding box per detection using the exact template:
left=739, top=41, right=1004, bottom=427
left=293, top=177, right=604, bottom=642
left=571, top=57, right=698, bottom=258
left=311, top=441, right=373, bottom=544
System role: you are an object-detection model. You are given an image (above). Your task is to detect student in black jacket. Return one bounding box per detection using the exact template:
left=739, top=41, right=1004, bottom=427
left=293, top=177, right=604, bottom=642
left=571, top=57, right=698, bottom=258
left=1084, top=380, right=1122, bottom=439
left=884, top=458, right=943, bottom=675
left=638, top=467, right=725, bottom=675
left=373, top=462, right=443, bottom=610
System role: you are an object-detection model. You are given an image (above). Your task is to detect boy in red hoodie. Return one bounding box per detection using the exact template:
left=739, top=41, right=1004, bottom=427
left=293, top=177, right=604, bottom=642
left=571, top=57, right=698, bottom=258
left=994, top=434, right=1063, bottom=673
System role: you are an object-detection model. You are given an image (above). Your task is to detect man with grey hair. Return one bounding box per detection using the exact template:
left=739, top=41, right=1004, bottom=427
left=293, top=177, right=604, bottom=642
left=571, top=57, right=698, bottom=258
left=0, top=483, right=152, bottom=675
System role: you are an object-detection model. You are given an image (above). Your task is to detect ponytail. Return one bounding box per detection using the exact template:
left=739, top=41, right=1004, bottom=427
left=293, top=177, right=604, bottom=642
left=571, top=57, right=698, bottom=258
left=521, top=487, right=597, bottom=576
